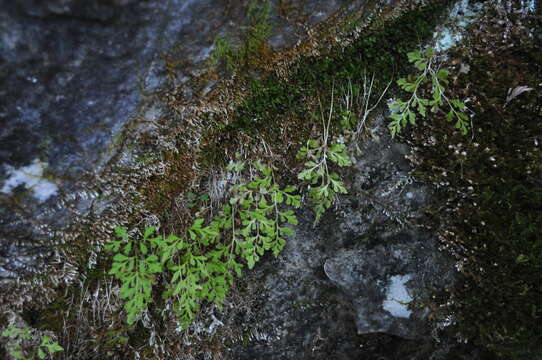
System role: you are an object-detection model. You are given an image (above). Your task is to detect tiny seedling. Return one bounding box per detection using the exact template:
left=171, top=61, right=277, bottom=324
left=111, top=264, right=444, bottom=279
left=1, top=325, right=63, bottom=360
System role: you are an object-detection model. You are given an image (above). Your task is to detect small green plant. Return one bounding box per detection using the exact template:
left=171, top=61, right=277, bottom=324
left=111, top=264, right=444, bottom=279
left=35, top=336, right=62, bottom=360
left=168, top=160, right=300, bottom=326
left=210, top=37, right=238, bottom=72
left=186, top=191, right=210, bottom=209
left=162, top=160, right=300, bottom=327
left=106, top=227, right=165, bottom=325
left=338, top=81, right=360, bottom=131
left=388, top=47, right=469, bottom=137
left=226, top=160, right=300, bottom=264
left=297, top=95, right=352, bottom=225
left=159, top=219, right=228, bottom=326
left=242, top=0, right=272, bottom=58
left=1, top=325, right=63, bottom=360
left=107, top=161, right=300, bottom=328
left=210, top=0, right=272, bottom=72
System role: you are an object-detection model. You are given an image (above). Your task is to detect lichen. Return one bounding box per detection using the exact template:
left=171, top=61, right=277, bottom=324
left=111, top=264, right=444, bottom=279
left=383, top=274, right=414, bottom=318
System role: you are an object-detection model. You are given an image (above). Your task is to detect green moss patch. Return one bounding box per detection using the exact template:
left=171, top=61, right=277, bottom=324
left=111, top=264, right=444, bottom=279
left=406, top=6, right=542, bottom=358
left=200, top=0, right=452, bottom=170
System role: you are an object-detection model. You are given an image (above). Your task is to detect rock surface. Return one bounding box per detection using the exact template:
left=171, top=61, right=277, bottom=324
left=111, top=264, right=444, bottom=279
left=0, top=0, right=361, bottom=279
left=230, top=115, right=459, bottom=359
left=324, top=231, right=453, bottom=339
left=1, top=0, right=211, bottom=278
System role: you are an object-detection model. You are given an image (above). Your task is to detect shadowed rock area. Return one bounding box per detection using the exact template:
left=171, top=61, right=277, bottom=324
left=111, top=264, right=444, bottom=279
left=0, top=0, right=217, bottom=278
left=229, top=116, right=465, bottom=359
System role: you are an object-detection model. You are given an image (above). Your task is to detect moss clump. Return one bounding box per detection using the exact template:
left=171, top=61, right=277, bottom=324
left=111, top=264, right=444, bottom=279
left=210, top=0, right=274, bottom=73
left=406, top=5, right=542, bottom=358
left=201, top=0, right=452, bottom=169
left=140, top=146, right=196, bottom=229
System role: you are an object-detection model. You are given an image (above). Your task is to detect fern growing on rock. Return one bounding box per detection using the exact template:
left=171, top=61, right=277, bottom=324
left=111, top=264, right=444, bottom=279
left=297, top=98, right=352, bottom=225
left=226, top=160, right=300, bottom=266
left=388, top=47, right=470, bottom=137
left=106, top=160, right=300, bottom=328
left=106, top=226, right=165, bottom=325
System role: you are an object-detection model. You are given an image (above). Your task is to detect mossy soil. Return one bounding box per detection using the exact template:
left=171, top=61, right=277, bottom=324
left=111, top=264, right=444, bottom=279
left=404, top=4, right=542, bottom=359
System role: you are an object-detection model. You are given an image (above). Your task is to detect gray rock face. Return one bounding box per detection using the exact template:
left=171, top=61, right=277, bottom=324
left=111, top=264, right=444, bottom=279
left=324, top=231, right=454, bottom=339
left=0, top=0, right=218, bottom=278
left=13, top=0, right=138, bottom=20
left=231, top=115, right=458, bottom=358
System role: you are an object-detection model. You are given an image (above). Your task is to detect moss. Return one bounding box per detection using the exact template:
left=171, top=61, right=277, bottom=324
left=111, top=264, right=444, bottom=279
left=140, top=146, right=196, bottom=226
left=406, top=6, right=542, bottom=358
left=210, top=0, right=274, bottom=73
left=200, top=0, right=452, bottom=170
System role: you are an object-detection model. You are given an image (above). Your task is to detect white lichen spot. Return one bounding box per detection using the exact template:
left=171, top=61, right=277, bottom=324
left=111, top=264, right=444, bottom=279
left=383, top=274, right=413, bottom=318
left=1, top=159, right=58, bottom=202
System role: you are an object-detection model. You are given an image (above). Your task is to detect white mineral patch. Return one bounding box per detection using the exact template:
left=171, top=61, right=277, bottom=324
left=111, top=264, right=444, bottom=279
left=518, top=0, right=537, bottom=14
left=434, top=0, right=483, bottom=52
left=1, top=159, right=58, bottom=202
left=383, top=274, right=413, bottom=318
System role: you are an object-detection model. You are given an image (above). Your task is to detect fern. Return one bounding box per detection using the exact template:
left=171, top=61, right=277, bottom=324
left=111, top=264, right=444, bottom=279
left=122, top=160, right=300, bottom=329
left=1, top=325, right=63, bottom=360
left=388, top=47, right=470, bottom=137
left=227, top=160, right=300, bottom=266
left=106, top=227, right=165, bottom=325
left=160, top=218, right=233, bottom=327
left=161, top=160, right=300, bottom=328
left=297, top=139, right=351, bottom=224
left=106, top=159, right=300, bottom=328
left=296, top=93, right=352, bottom=225
left=36, top=336, right=63, bottom=360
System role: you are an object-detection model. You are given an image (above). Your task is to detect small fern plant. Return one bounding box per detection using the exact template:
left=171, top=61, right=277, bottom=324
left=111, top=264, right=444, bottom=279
left=106, top=227, right=166, bottom=325
left=106, top=160, right=301, bottom=328
left=297, top=104, right=352, bottom=225
left=161, top=160, right=300, bottom=327
left=159, top=218, right=230, bottom=326
left=388, top=47, right=469, bottom=137
left=1, top=325, right=63, bottom=360
left=226, top=160, right=300, bottom=266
